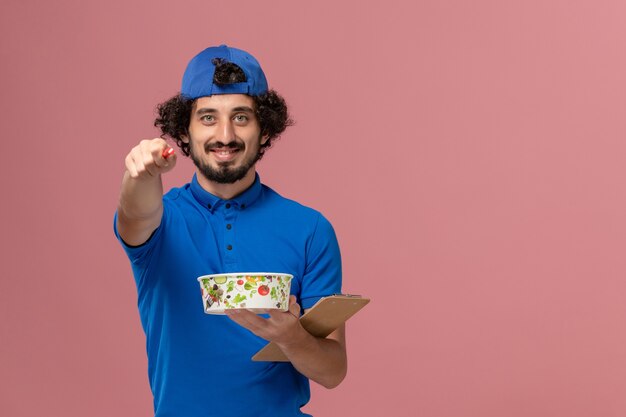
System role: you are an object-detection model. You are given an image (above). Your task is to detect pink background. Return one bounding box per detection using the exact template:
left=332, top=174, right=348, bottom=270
left=2, top=1, right=625, bottom=416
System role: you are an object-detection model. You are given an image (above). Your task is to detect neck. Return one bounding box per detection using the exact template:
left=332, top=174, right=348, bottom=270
left=196, top=168, right=257, bottom=200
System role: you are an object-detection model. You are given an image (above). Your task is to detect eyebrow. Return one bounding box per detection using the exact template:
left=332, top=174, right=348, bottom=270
left=195, top=106, right=255, bottom=116
left=232, top=106, right=255, bottom=113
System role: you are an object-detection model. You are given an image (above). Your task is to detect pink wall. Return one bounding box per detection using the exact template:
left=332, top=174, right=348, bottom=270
left=2, top=1, right=625, bottom=416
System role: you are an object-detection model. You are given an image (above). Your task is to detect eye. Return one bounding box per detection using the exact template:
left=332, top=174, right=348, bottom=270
left=201, top=115, right=215, bottom=123
left=234, top=114, right=249, bottom=123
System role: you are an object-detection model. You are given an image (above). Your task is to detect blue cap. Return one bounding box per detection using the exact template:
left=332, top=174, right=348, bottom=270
left=181, top=45, right=268, bottom=99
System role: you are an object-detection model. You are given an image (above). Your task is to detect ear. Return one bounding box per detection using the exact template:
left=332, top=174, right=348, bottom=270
left=260, top=134, right=270, bottom=146
left=180, top=133, right=190, bottom=144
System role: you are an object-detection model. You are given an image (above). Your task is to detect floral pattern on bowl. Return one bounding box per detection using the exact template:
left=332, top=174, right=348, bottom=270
left=197, top=273, right=293, bottom=314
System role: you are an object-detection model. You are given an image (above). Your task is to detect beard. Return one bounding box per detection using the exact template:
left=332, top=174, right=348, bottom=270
left=189, top=139, right=261, bottom=184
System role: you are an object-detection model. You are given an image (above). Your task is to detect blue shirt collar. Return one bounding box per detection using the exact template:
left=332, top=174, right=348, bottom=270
left=190, top=173, right=263, bottom=212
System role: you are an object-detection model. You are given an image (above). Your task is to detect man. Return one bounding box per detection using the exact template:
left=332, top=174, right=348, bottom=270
left=114, top=45, right=346, bottom=417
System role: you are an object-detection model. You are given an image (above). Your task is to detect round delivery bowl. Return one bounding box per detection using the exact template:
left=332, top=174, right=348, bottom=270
left=197, top=273, right=293, bottom=314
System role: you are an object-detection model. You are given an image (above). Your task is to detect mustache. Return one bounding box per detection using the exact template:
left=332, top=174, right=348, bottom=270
left=205, top=141, right=244, bottom=152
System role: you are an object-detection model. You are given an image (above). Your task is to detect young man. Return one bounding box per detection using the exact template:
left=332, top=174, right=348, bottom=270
left=114, top=45, right=346, bottom=417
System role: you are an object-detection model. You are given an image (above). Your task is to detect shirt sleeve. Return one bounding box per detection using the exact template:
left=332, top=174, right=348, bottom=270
left=299, top=213, right=343, bottom=310
left=112, top=202, right=167, bottom=267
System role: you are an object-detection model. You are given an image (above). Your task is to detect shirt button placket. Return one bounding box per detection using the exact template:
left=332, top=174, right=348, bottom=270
left=224, top=203, right=235, bottom=259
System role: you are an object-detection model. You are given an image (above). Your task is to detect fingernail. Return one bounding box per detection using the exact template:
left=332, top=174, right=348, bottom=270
left=162, top=148, right=174, bottom=158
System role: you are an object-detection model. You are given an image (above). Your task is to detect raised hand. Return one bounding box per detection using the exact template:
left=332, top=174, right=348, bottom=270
left=125, top=138, right=177, bottom=179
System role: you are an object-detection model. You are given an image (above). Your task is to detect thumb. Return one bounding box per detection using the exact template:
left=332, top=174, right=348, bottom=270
left=288, top=295, right=301, bottom=318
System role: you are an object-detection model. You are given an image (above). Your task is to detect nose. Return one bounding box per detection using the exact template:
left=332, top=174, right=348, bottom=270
left=218, top=120, right=236, bottom=144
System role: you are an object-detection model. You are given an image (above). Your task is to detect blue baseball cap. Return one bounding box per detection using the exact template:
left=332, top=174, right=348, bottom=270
left=181, top=45, right=268, bottom=99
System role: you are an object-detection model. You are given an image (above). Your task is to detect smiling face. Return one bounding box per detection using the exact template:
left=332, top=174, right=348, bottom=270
left=185, top=94, right=268, bottom=185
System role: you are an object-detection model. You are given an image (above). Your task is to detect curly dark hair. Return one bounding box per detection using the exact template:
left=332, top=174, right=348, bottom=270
left=154, top=59, right=293, bottom=158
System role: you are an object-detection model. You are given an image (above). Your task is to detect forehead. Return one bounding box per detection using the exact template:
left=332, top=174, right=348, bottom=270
left=193, top=94, right=255, bottom=112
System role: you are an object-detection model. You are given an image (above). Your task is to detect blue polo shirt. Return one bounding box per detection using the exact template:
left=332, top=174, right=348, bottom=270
left=114, top=174, right=342, bottom=417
